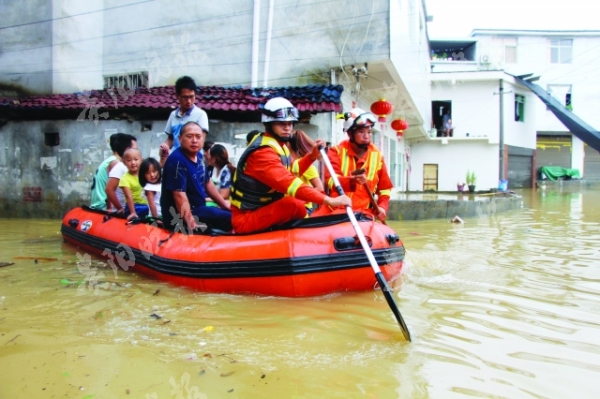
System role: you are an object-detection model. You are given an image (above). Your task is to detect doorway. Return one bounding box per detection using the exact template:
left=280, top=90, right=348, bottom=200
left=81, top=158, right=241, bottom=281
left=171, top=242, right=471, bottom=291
left=432, top=101, right=452, bottom=137
left=423, top=164, right=438, bottom=191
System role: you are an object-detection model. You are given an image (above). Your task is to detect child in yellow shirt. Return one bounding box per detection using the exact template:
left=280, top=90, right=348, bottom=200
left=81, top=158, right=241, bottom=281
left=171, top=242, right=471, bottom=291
left=118, top=148, right=149, bottom=221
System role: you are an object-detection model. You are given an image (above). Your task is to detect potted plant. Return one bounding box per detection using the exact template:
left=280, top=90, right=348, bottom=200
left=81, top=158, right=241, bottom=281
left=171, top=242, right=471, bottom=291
left=457, top=182, right=465, bottom=192
left=466, top=171, right=477, bottom=192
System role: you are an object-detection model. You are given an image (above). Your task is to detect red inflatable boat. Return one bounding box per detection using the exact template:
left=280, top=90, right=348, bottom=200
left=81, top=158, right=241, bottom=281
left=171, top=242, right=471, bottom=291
left=61, top=207, right=405, bottom=297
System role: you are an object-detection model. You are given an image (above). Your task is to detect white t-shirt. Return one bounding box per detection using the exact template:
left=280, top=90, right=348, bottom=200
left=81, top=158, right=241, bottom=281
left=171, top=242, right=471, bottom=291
left=144, top=182, right=162, bottom=217
left=108, top=162, right=128, bottom=207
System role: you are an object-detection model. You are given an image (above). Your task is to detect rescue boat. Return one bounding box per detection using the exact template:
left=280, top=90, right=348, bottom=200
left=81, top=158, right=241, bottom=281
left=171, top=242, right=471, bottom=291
left=60, top=206, right=405, bottom=297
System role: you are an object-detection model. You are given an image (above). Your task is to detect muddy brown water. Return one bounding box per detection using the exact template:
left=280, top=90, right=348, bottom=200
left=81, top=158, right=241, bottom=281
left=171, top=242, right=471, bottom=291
left=1, top=188, right=599, bottom=398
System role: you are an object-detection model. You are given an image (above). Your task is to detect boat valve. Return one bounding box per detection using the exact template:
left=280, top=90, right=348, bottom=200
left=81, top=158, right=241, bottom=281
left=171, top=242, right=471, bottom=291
left=68, top=219, right=79, bottom=228
left=385, top=234, right=399, bottom=245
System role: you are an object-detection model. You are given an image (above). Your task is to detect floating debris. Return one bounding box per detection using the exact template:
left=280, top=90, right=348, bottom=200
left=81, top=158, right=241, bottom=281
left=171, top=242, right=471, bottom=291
left=220, top=371, right=234, bottom=377
left=450, top=215, right=464, bottom=224
left=152, top=289, right=160, bottom=296
left=0, top=262, right=15, bottom=268
left=149, top=313, right=162, bottom=320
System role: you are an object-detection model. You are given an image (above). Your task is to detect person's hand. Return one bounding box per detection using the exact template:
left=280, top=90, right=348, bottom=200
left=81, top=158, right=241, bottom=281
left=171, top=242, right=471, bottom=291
left=126, top=212, right=138, bottom=221
left=115, top=207, right=125, bottom=215
left=324, top=194, right=352, bottom=209
left=310, top=139, right=327, bottom=161
left=180, top=206, right=196, bottom=230
left=376, top=206, right=387, bottom=221
left=159, top=143, right=170, bottom=158
left=352, top=171, right=367, bottom=185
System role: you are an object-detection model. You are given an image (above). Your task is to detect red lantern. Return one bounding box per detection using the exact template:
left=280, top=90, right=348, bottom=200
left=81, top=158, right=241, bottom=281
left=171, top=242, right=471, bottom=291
left=391, top=118, right=409, bottom=133
left=370, top=98, right=393, bottom=122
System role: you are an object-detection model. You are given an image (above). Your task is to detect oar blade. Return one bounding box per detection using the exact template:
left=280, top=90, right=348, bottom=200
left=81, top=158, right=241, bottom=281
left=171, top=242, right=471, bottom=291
left=375, top=272, right=412, bottom=342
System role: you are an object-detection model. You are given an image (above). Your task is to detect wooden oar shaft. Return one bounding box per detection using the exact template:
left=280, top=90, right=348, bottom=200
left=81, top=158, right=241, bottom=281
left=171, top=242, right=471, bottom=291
left=320, top=148, right=411, bottom=341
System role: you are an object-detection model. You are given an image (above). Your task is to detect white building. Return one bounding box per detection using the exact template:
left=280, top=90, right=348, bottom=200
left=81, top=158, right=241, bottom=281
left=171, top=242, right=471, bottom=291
left=0, top=0, right=434, bottom=215
left=408, top=70, right=535, bottom=191
left=472, top=30, right=600, bottom=179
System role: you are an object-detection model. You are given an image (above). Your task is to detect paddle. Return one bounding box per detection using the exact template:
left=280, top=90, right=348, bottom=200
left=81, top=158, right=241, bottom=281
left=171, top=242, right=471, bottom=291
left=320, top=148, right=412, bottom=341
left=351, top=169, right=387, bottom=225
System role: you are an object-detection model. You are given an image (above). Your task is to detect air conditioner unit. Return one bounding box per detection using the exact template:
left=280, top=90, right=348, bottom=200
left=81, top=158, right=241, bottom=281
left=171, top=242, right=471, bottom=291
left=480, top=54, right=490, bottom=63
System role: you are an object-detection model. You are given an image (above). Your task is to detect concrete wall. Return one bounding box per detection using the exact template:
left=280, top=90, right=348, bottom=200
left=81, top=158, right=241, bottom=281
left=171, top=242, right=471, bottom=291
left=101, top=0, right=391, bottom=88
left=52, top=0, right=105, bottom=93
left=0, top=0, right=54, bottom=96
left=0, top=116, right=326, bottom=218
left=408, top=139, right=499, bottom=192
left=2, top=0, right=393, bottom=92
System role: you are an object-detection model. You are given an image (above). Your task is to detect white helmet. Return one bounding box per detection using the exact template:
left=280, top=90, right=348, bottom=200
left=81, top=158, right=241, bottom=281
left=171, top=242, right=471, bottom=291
left=343, top=108, right=376, bottom=132
left=261, top=97, right=299, bottom=123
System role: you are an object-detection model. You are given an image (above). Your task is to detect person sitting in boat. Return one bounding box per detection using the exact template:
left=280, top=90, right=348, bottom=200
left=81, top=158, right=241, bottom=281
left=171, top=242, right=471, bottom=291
left=160, top=121, right=232, bottom=233
left=312, top=108, right=392, bottom=222
left=139, top=157, right=163, bottom=224
left=105, top=134, right=138, bottom=214
left=90, top=132, right=130, bottom=211
left=289, top=130, right=324, bottom=216
left=119, top=148, right=150, bottom=221
left=229, top=97, right=351, bottom=234
left=205, top=144, right=235, bottom=208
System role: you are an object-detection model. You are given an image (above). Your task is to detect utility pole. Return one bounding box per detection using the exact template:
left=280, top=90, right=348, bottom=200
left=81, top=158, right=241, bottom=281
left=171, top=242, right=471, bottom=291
left=499, top=79, right=505, bottom=181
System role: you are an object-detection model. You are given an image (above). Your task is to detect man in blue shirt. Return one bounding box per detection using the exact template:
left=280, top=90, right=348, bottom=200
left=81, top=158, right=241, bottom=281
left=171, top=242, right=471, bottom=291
left=160, top=76, right=209, bottom=153
left=161, top=122, right=231, bottom=233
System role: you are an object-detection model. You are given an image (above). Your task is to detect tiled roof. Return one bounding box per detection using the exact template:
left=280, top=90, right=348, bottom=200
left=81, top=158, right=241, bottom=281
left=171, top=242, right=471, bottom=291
left=0, top=84, right=343, bottom=114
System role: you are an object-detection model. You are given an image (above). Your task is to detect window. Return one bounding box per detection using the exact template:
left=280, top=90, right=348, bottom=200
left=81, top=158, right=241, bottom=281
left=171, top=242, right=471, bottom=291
left=547, top=85, right=572, bottom=110
left=515, top=94, right=525, bottom=122
left=549, top=39, right=572, bottom=64
left=504, top=37, right=517, bottom=63
left=104, top=71, right=149, bottom=89
left=491, top=36, right=517, bottom=63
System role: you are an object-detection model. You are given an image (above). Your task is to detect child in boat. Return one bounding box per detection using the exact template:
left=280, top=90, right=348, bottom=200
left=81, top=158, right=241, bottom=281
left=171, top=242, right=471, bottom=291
left=139, top=157, right=162, bottom=224
left=119, top=148, right=149, bottom=221
left=205, top=144, right=235, bottom=208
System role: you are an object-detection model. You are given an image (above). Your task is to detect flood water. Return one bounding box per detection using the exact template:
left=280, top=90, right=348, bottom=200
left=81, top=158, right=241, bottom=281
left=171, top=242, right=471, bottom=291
left=1, top=188, right=600, bottom=398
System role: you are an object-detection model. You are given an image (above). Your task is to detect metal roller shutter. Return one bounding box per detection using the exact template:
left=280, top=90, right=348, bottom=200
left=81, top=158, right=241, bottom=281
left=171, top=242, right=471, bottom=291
left=536, top=136, right=571, bottom=168
left=584, top=144, right=600, bottom=180
left=508, top=146, right=534, bottom=189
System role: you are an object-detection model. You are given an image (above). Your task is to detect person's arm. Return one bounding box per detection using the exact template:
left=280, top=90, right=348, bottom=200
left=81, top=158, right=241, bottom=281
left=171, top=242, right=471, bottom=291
left=172, top=191, right=195, bottom=229
left=309, top=176, right=324, bottom=192
left=159, top=145, right=170, bottom=167
left=219, top=187, right=231, bottom=201
left=146, top=190, right=159, bottom=219
left=122, top=187, right=138, bottom=221
left=205, top=179, right=230, bottom=210
left=374, top=159, right=393, bottom=220
left=245, top=147, right=349, bottom=208
left=107, top=159, right=119, bottom=173
left=106, top=177, right=124, bottom=212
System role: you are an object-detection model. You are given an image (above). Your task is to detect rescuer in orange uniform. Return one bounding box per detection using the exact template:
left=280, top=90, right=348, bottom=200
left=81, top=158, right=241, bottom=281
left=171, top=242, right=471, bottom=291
left=230, top=98, right=351, bottom=234
left=312, top=108, right=393, bottom=222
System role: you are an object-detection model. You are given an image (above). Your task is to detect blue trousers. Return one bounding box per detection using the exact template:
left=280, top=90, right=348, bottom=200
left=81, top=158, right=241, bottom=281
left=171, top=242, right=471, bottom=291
left=192, top=205, right=232, bottom=232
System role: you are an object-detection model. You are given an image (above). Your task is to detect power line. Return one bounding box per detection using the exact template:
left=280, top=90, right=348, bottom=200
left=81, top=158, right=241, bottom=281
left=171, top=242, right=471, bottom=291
left=0, top=0, right=154, bottom=30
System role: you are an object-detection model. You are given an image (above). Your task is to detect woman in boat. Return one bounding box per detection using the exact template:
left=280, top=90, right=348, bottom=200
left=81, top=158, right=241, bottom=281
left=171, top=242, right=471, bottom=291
left=205, top=144, right=235, bottom=207
left=289, top=130, right=324, bottom=215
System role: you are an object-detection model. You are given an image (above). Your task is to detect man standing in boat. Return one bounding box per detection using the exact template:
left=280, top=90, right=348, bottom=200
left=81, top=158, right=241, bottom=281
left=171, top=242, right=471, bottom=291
left=312, top=108, right=392, bottom=222
left=161, top=121, right=232, bottom=233
left=230, top=97, right=351, bottom=234
left=160, top=76, right=210, bottom=156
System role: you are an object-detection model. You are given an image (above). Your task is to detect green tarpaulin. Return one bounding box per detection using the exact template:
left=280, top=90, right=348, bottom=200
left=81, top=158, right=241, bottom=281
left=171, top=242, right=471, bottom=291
left=539, top=166, right=581, bottom=181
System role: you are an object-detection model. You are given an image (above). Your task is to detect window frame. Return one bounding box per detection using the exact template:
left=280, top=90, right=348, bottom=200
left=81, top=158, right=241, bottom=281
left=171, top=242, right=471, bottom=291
left=549, top=39, right=573, bottom=64
left=515, top=94, right=525, bottom=122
